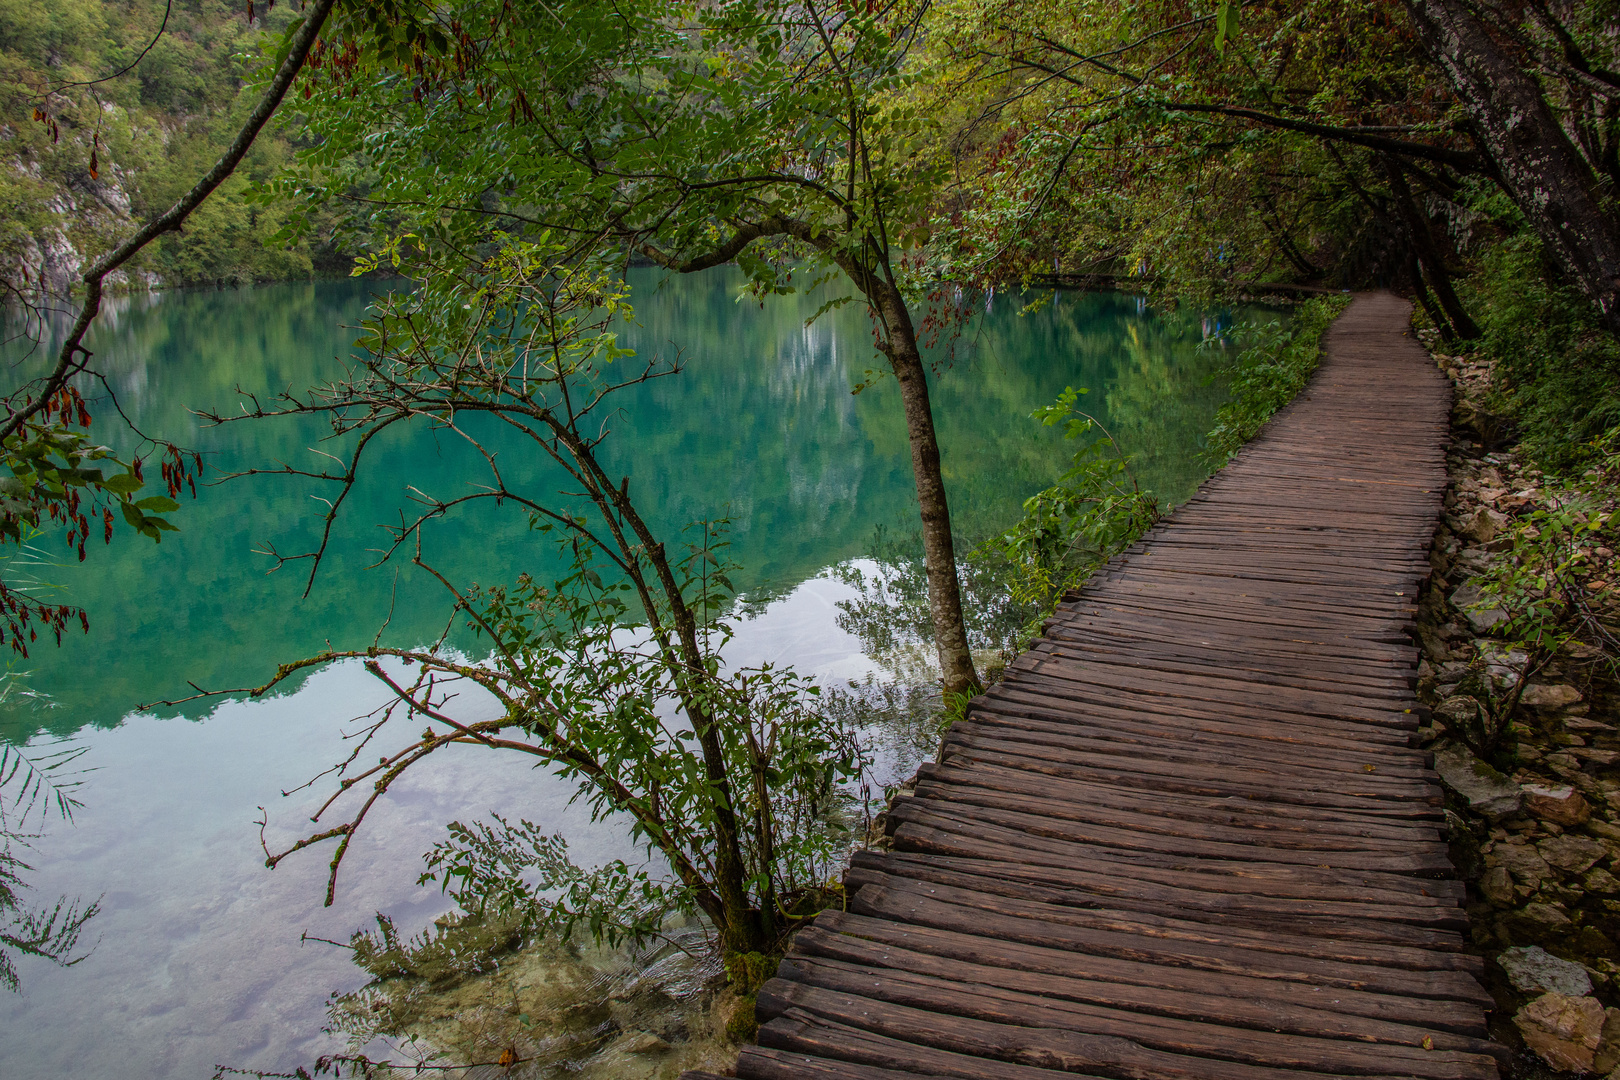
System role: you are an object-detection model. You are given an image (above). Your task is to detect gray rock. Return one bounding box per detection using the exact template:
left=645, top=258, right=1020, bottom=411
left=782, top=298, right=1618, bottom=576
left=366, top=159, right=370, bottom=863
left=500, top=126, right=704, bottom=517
left=1435, top=744, right=1523, bottom=820
left=1460, top=506, right=1510, bottom=543
left=1435, top=695, right=1482, bottom=732
left=1451, top=579, right=1508, bottom=632
left=1539, top=834, right=1608, bottom=874
left=1522, top=683, right=1584, bottom=709
left=1479, top=865, right=1517, bottom=906
left=1508, top=902, right=1575, bottom=939
left=1499, top=945, right=1594, bottom=997
left=1491, top=843, right=1553, bottom=890
left=1587, top=867, right=1620, bottom=895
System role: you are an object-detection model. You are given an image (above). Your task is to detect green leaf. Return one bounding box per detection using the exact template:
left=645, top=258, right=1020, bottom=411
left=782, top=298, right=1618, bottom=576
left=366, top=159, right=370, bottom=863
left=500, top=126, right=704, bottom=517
left=102, top=472, right=143, bottom=495
left=1214, top=2, right=1240, bottom=55
left=136, top=496, right=180, bottom=513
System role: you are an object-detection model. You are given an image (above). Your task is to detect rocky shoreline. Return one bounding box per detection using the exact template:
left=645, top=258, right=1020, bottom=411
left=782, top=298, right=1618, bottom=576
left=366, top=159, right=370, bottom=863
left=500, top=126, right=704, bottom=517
left=1415, top=328, right=1620, bottom=1077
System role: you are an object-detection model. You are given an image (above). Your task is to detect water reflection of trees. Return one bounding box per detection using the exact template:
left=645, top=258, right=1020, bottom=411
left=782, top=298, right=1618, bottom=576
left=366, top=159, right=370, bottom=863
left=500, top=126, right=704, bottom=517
left=0, top=279, right=1242, bottom=738
left=0, top=674, right=98, bottom=991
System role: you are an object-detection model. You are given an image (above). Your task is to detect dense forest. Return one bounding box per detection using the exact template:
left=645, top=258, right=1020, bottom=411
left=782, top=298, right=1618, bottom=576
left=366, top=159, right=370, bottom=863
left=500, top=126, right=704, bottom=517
left=0, top=0, right=342, bottom=292
left=4, top=0, right=1616, bottom=462
left=2, top=2, right=1620, bottom=1076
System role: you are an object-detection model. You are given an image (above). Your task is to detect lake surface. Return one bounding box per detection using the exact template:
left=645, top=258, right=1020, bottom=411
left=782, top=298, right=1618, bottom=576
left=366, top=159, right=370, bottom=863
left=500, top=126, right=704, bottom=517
left=0, top=271, right=1235, bottom=1078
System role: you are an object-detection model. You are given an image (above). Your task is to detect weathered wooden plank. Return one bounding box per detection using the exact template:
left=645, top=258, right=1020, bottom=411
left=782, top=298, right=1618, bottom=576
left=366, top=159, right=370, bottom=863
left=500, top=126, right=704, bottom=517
left=756, top=985, right=1496, bottom=1080
left=789, top=926, right=1490, bottom=1049
left=843, top=869, right=1479, bottom=973
left=915, top=762, right=1442, bottom=843
left=888, top=796, right=1454, bottom=873
left=680, top=294, right=1496, bottom=1080
left=776, top=956, right=1505, bottom=1076
left=812, top=910, right=1488, bottom=1034
left=851, top=851, right=1468, bottom=943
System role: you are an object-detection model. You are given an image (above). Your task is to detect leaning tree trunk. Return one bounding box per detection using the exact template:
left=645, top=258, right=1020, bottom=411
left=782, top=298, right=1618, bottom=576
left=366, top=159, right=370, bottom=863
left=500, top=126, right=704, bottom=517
left=1403, top=0, right=1620, bottom=335
left=871, top=279, right=982, bottom=698
left=663, top=217, right=983, bottom=699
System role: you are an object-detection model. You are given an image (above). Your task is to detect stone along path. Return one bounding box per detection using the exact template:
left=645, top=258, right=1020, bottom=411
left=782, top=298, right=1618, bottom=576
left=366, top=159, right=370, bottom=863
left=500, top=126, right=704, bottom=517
left=686, top=292, right=1503, bottom=1080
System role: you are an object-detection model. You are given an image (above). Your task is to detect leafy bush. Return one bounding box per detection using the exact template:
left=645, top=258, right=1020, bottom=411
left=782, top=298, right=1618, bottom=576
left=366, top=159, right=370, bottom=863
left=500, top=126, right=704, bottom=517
left=1204, top=295, right=1351, bottom=461
left=1468, top=229, right=1620, bottom=472
left=225, top=238, right=867, bottom=960
left=1452, top=428, right=1620, bottom=758
left=976, top=387, right=1161, bottom=646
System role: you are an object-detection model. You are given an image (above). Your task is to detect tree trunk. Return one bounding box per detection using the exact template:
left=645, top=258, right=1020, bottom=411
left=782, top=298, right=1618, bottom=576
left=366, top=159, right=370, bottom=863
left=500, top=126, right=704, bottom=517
left=1404, top=0, right=1620, bottom=335
left=1407, top=250, right=1456, bottom=343
left=1382, top=156, right=1481, bottom=339
left=671, top=217, right=983, bottom=696
left=872, top=280, right=982, bottom=698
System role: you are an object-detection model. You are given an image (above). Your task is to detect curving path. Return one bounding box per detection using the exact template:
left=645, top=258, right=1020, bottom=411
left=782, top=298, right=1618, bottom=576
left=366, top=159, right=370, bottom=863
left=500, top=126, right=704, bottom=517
left=686, top=292, right=1500, bottom=1080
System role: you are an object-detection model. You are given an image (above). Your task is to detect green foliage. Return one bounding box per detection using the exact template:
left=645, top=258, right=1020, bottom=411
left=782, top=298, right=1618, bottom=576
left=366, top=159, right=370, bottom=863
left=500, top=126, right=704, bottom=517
left=977, top=387, right=1160, bottom=643
left=346, top=910, right=524, bottom=988
left=0, top=389, right=189, bottom=655
left=1205, top=295, right=1350, bottom=461
left=920, top=0, right=1454, bottom=298
left=0, top=0, right=336, bottom=291
left=1452, top=430, right=1620, bottom=757
left=1466, top=225, right=1620, bottom=472
left=832, top=526, right=1035, bottom=681
left=230, top=237, right=868, bottom=957
left=420, top=817, right=675, bottom=952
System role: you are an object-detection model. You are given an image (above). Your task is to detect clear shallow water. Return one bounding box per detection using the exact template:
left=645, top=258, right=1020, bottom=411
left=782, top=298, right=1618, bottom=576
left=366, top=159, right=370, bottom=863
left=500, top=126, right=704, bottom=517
left=0, top=272, right=1234, bottom=1078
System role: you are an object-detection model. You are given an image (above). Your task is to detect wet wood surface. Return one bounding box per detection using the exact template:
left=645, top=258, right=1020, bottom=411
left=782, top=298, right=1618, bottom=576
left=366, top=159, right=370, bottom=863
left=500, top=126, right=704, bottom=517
left=684, top=293, right=1497, bottom=1079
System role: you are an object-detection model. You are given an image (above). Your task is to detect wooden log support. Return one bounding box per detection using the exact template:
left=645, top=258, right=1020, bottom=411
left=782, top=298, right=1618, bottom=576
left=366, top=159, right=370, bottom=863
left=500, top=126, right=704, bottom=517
left=680, top=293, right=1499, bottom=1079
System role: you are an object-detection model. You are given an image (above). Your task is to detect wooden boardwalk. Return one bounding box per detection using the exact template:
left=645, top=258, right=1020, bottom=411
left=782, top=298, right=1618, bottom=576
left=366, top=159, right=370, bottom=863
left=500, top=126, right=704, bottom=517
left=687, top=293, right=1502, bottom=1080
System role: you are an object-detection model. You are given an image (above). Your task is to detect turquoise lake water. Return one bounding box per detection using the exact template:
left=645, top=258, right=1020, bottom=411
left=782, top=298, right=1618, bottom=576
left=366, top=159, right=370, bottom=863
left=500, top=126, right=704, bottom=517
left=0, top=270, right=1237, bottom=1077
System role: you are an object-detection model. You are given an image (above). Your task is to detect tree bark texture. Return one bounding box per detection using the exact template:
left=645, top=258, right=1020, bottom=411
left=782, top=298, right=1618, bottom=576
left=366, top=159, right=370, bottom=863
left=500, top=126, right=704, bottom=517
left=1404, top=0, right=1620, bottom=334
left=728, top=217, right=982, bottom=698
left=870, top=280, right=982, bottom=698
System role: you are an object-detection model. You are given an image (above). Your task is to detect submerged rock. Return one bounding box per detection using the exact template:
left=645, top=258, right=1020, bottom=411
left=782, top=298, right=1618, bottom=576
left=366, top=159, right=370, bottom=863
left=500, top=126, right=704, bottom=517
left=619, top=1031, right=673, bottom=1054
left=1498, top=945, right=1594, bottom=997
left=1435, top=744, right=1523, bottom=820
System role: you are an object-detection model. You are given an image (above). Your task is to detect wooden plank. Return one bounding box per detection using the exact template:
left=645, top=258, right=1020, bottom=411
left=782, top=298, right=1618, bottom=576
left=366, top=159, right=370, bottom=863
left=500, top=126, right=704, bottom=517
left=789, top=926, right=1492, bottom=1049
left=915, top=762, right=1443, bottom=843
left=775, top=956, right=1506, bottom=1076
left=812, top=911, right=1489, bottom=1034
left=851, top=851, right=1468, bottom=944
left=756, top=985, right=1496, bottom=1080
left=933, top=743, right=1441, bottom=814
left=888, top=823, right=1467, bottom=908
left=843, top=869, right=1480, bottom=973
left=910, top=775, right=1444, bottom=853
left=888, top=797, right=1454, bottom=873
left=686, top=294, right=1498, bottom=1080
left=948, top=716, right=1433, bottom=782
